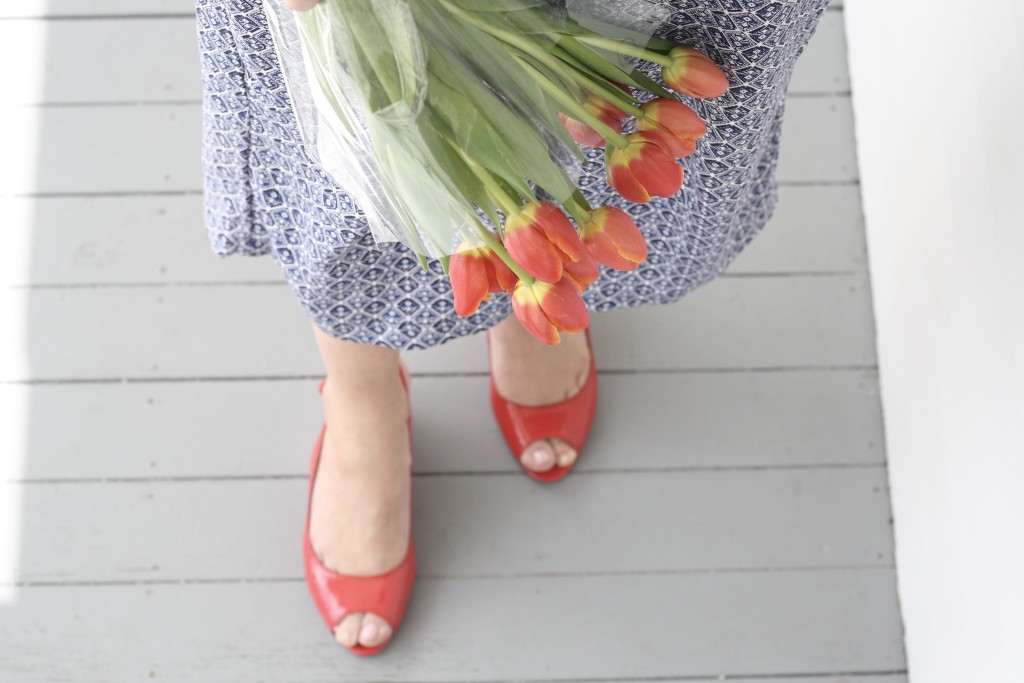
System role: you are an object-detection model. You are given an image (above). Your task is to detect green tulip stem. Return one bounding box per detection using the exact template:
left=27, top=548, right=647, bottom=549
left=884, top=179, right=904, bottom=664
left=572, top=70, right=646, bottom=119
left=566, top=190, right=595, bottom=227
left=472, top=165, right=522, bottom=220
left=546, top=45, right=646, bottom=119
left=513, top=55, right=631, bottom=150
left=597, top=91, right=645, bottom=120
left=437, top=0, right=634, bottom=149
left=437, top=0, right=596, bottom=100
left=442, top=134, right=523, bottom=219
left=442, top=140, right=532, bottom=283
left=576, top=35, right=674, bottom=68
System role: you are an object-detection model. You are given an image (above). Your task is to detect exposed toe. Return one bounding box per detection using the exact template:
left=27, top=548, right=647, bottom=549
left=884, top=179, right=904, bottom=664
left=358, top=613, right=394, bottom=648
left=521, top=440, right=578, bottom=472
left=334, top=613, right=363, bottom=648
left=552, top=440, right=578, bottom=467
left=521, top=441, right=557, bottom=472
left=334, top=612, right=394, bottom=649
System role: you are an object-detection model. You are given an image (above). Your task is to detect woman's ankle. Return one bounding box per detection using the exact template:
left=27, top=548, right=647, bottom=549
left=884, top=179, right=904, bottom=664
left=487, top=317, right=591, bottom=406
left=312, top=323, right=403, bottom=387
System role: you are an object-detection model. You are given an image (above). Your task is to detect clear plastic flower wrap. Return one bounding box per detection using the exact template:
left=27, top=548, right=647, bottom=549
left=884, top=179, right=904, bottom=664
left=262, top=0, right=731, bottom=343
left=262, top=0, right=676, bottom=258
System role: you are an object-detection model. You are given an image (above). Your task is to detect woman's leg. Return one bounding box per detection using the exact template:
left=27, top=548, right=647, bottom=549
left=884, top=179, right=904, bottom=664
left=308, top=323, right=411, bottom=649
left=487, top=315, right=592, bottom=473
left=308, top=314, right=588, bottom=650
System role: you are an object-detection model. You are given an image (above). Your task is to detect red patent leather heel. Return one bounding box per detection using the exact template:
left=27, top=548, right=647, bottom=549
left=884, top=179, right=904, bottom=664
left=487, top=329, right=598, bottom=483
left=303, top=371, right=416, bottom=656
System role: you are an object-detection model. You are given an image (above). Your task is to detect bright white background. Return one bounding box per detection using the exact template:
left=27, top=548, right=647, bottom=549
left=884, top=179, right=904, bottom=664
left=845, top=2, right=1024, bottom=681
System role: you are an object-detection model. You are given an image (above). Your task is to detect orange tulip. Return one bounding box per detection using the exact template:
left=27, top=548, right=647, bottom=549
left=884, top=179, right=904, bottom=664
left=511, top=278, right=590, bottom=345
left=485, top=248, right=519, bottom=294
left=559, top=112, right=614, bottom=148
left=448, top=242, right=517, bottom=316
left=582, top=206, right=648, bottom=271
left=605, top=130, right=685, bottom=203
left=562, top=248, right=600, bottom=293
left=662, top=46, right=729, bottom=99
left=558, top=90, right=629, bottom=148
left=637, top=97, right=707, bottom=158
left=504, top=201, right=584, bottom=283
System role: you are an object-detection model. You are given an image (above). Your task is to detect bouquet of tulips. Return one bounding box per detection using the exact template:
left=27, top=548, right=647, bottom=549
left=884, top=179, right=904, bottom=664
left=267, top=0, right=728, bottom=343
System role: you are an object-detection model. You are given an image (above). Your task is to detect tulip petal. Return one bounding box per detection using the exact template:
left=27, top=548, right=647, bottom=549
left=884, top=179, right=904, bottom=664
left=663, top=47, right=729, bottom=99
left=583, top=206, right=647, bottom=270
left=512, top=281, right=560, bottom=345
left=535, top=202, right=584, bottom=262
left=485, top=249, right=519, bottom=293
left=643, top=128, right=697, bottom=159
left=560, top=112, right=606, bottom=147
left=607, top=147, right=652, bottom=203
left=449, top=248, right=491, bottom=317
left=630, top=133, right=684, bottom=198
left=638, top=99, right=705, bottom=160
left=585, top=230, right=641, bottom=271
left=601, top=206, right=648, bottom=263
left=505, top=231, right=563, bottom=282
left=535, top=278, right=589, bottom=334
left=563, top=249, right=600, bottom=292
left=639, top=98, right=707, bottom=142
left=511, top=279, right=590, bottom=345
left=504, top=209, right=565, bottom=283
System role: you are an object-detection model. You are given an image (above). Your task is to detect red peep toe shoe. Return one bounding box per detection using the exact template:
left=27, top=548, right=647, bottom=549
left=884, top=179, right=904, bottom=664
left=488, top=330, right=598, bottom=483
left=302, top=373, right=416, bottom=656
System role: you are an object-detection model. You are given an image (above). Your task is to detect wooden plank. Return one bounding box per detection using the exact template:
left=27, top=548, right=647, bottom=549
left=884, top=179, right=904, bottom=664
left=0, top=104, right=202, bottom=196
left=0, top=274, right=876, bottom=382
left=0, top=570, right=903, bottom=681
left=777, top=95, right=858, bottom=183
left=2, top=371, right=884, bottom=480
left=0, top=195, right=280, bottom=287
left=0, top=97, right=857, bottom=196
left=0, top=18, right=201, bottom=105
left=0, top=12, right=846, bottom=104
left=0, top=184, right=865, bottom=288
left=604, top=679, right=903, bottom=683
left=3, top=467, right=894, bottom=583
left=730, top=183, right=867, bottom=274
left=0, top=1, right=193, bottom=18
left=787, top=10, right=851, bottom=95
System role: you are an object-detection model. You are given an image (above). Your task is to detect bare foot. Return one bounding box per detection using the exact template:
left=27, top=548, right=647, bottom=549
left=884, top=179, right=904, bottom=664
left=487, top=315, right=591, bottom=473
left=309, top=326, right=412, bottom=649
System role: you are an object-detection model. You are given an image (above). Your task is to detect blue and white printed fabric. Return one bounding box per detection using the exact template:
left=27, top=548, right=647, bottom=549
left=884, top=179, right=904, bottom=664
left=195, top=0, right=830, bottom=349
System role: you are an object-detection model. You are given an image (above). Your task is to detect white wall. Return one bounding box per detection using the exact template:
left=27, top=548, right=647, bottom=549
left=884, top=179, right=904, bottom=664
left=844, top=2, right=1024, bottom=681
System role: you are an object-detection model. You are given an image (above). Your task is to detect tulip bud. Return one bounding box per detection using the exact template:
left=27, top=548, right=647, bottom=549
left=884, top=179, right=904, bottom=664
left=511, top=278, right=590, bottom=345
left=504, top=201, right=584, bottom=283
left=662, top=46, right=729, bottom=99
left=563, top=249, right=601, bottom=293
left=558, top=90, right=628, bottom=148
left=582, top=206, right=648, bottom=271
left=637, top=98, right=707, bottom=159
left=449, top=242, right=517, bottom=316
left=605, top=131, right=685, bottom=203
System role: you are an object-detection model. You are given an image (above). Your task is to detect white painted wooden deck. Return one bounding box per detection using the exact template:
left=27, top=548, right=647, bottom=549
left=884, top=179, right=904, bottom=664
left=0, top=1, right=907, bottom=681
